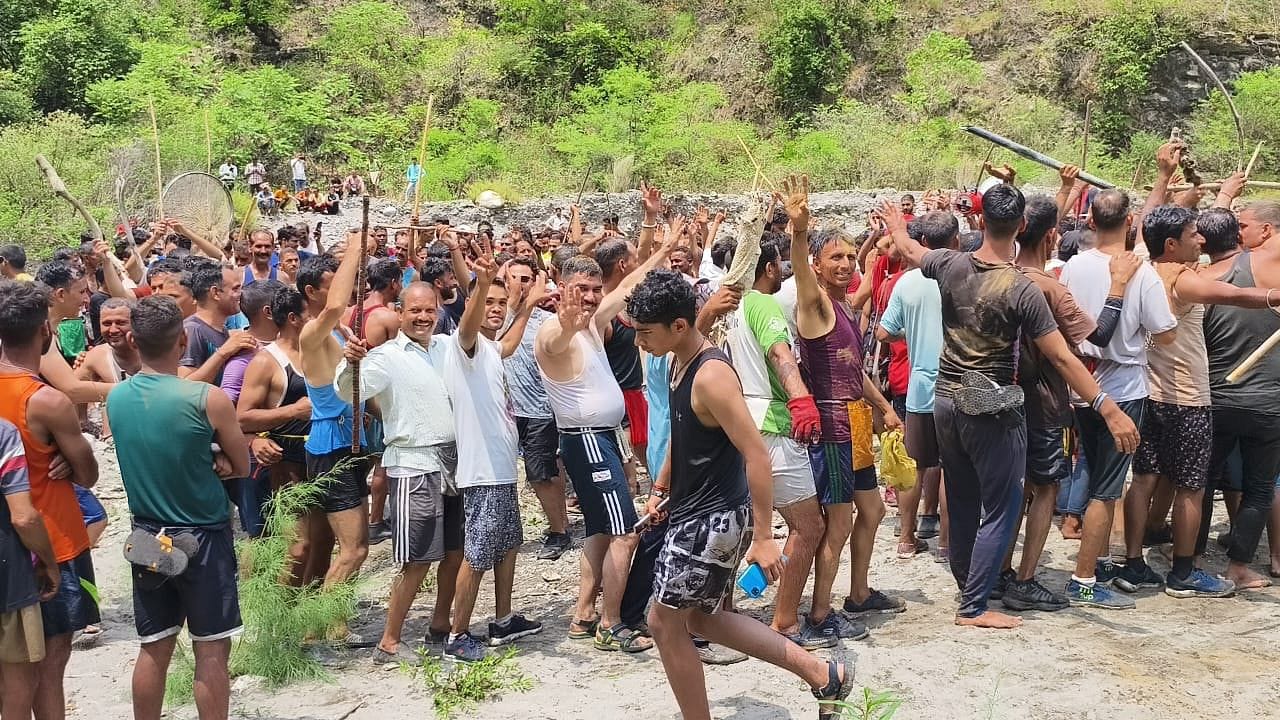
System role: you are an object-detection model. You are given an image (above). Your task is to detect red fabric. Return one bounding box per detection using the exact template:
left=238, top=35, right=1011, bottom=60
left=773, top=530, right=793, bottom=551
left=132, top=285, right=152, bottom=298
left=870, top=255, right=910, bottom=396
left=846, top=272, right=861, bottom=295
left=622, top=388, right=648, bottom=447
left=786, top=395, right=821, bottom=444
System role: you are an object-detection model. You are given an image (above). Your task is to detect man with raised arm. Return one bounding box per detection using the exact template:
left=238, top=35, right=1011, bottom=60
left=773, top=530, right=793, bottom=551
left=534, top=189, right=677, bottom=653
left=783, top=175, right=904, bottom=644
left=632, top=269, right=854, bottom=720
left=879, top=184, right=1139, bottom=628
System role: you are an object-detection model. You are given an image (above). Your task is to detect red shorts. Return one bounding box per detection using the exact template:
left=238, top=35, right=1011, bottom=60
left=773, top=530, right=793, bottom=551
left=622, top=388, right=648, bottom=448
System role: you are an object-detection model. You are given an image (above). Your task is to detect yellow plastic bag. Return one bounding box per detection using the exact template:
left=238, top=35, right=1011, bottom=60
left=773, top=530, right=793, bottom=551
left=879, top=429, right=917, bottom=491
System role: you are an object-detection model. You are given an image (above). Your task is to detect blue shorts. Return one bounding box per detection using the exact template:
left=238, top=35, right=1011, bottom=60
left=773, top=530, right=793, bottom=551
left=74, top=485, right=107, bottom=526
left=40, top=551, right=100, bottom=637
left=131, top=521, right=242, bottom=644
left=808, top=441, right=877, bottom=505
left=559, top=428, right=637, bottom=537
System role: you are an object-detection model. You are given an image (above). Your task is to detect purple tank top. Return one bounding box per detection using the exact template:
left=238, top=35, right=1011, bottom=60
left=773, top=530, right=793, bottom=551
left=798, top=303, right=864, bottom=442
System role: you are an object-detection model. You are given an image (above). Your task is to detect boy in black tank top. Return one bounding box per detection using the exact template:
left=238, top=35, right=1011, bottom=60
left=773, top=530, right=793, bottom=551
left=628, top=270, right=853, bottom=720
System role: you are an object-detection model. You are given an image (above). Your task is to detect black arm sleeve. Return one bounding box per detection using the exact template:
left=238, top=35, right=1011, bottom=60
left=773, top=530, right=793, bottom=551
left=1085, top=299, right=1123, bottom=347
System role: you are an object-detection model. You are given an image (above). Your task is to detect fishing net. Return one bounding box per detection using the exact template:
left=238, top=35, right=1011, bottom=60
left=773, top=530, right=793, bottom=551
left=162, top=171, right=234, bottom=246
left=108, top=143, right=157, bottom=230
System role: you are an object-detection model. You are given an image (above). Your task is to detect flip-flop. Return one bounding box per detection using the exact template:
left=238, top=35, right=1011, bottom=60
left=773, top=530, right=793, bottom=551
left=567, top=616, right=599, bottom=640
left=123, top=528, right=189, bottom=576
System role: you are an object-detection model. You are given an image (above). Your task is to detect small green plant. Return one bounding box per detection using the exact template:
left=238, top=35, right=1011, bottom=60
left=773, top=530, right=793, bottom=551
left=403, top=647, right=534, bottom=719
left=830, top=687, right=903, bottom=719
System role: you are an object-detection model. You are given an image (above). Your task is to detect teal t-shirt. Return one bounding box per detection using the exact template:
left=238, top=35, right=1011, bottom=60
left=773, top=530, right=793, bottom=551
left=878, top=269, right=943, bottom=413
left=106, top=373, right=227, bottom=526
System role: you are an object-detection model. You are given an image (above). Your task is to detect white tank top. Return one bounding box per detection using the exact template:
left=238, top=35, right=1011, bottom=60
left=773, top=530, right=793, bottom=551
left=540, top=330, right=626, bottom=430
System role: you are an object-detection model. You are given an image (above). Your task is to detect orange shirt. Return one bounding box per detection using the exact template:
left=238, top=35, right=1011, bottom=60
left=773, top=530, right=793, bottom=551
left=0, top=371, right=89, bottom=563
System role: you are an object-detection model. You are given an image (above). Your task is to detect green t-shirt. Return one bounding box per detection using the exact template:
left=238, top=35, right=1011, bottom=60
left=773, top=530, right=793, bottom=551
left=106, top=373, right=227, bottom=526
left=727, top=290, right=793, bottom=436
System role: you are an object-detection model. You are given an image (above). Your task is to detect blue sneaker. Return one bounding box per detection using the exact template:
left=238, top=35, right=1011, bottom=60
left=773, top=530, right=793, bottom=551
left=1095, top=559, right=1121, bottom=584
left=1065, top=579, right=1135, bottom=609
left=1165, top=569, right=1236, bottom=599
left=794, top=613, right=840, bottom=650
left=1113, top=562, right=1163, bottom=593
left=444, top=632, right=487, bottom=662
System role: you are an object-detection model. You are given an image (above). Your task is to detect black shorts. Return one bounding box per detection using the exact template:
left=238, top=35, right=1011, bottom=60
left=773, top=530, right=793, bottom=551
left=1134, top=401, right=1211, bottom=490
left=131, top=522, right=241, bottom=644
left=654, top=503, right=752, bottom=614
left=1077, top=399, right=1146, bottom=501
left=559, top=429, right=637, bottom=537
left=306, top=449, right=373, bottom=514
left=40, top=551, right=100, bottom=637
left=516, top=416, right=560, bottom=483
left=1025, top=425, right=1069, bottom=486
left=904, top=411, right=939, bottom=469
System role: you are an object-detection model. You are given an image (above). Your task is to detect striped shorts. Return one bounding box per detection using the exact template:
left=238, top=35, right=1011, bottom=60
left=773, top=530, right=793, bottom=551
left=559, top=428, right=638, bottom=537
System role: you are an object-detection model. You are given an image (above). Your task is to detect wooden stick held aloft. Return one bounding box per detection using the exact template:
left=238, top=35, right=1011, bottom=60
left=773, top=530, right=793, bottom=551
left=1244, top=141, right=1263, bottom=179
left=736, top=136, right=780, bottom=193
left=1226, top=325, right=1280, bottom=383
left=1180, top=41, right=1245, bottom=171
left=351, top=196, right=371, bottom=454
left=148, top=97, right=164, bottom=220
left=36, top=155, right=104, bottom=243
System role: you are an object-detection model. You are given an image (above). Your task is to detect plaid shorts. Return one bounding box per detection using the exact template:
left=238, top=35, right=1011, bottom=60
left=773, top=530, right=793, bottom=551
left=653, top=503, right=752, bottom=614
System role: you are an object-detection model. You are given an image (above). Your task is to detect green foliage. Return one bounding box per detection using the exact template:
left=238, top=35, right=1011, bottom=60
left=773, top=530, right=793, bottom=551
left=1190, top=67, right=1280, bottom=179
left=900, top=32, right=982, bottom=115
left=200, top=0, right=287, bottom=34
left=17, top=0, right=139, bottom=114
left=404, top=647, right=533, bottom=719
left=1082, top=11, right=1183, bottom=151
left=763, top=0, right=898, bottom=118
left=831, top=687, right=904, bottom=719
left=0, top=70, right=31, bottom=124
left=316, top=1, right=419, bottom=102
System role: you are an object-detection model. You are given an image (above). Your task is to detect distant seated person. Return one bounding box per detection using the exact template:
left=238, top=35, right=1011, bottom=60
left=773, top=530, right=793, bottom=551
left=343, top=172, right=366, bottom=198
left=255, top=188, right=278, bottom=216
left=273, top=185, right=291, bottom=211
left=294, top=187, right=317, bottom=212
left=315, top=188, right=341, bottom=215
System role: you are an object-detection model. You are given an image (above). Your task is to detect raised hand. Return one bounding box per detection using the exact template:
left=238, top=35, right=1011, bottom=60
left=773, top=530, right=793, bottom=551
left=694, top=205, right=710, bottom=225
left=875, top=198, right=908, bottom=238
left=523, top=271, right=549, bottom=311
left=1156, top=142, right=1183, bottom=177
left=473, top=249, right=498, bottom=286
left=1218, top=170, right=1246, bottom=200
left=640, top=181, right=663, bottom=220
left=1059, top=164, right=1080, bottom=190
left=558, top=284, right=593, bottom=333
left=776, top=174, right=810, bottom=233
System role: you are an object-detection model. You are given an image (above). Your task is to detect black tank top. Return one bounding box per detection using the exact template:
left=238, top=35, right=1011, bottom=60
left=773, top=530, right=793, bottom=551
left=667, top=347, right=749, bottom=524
left=1204, top=252, right=1280, bottom=414
left=605, top=316, right=643, bottom=390
left=274, top=362, right=311, bottom=439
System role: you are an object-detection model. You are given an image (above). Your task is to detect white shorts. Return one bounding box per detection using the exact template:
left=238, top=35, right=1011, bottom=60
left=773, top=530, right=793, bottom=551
left=765, top=434, right=817, bottom=508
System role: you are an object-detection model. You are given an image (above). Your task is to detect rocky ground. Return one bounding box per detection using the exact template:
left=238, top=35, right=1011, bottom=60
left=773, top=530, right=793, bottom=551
left=66, top=435, right=1280, bottom=720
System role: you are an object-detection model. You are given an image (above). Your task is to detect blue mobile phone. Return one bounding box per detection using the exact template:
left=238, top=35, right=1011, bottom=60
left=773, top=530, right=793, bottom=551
left=737, top=563, right=768, bottom=598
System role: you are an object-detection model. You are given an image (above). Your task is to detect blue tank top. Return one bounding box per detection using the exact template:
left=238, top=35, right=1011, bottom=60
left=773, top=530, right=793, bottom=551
left=305, top=381, right=353, bottom=455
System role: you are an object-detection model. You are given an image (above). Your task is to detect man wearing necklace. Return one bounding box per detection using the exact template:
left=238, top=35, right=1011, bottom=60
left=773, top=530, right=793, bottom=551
left=881, top=184, right=1140, bottom=628
left=632, top=268, right=854, bottom=720
left=785, top=174, right=903, bottom=645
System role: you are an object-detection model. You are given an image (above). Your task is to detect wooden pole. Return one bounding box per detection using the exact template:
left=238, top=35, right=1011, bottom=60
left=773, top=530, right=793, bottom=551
left=735, top=136, right=779, bottom=193
left=575, top=159, right=595, bottom=205
left=1226, top=325, right=1280, bottom=383
left=148, top=97, right=164, bottom=220
left=204, top=109, right=212, bottom=174
left=1159, top=180, right=1280, bottom=192
left=962, top=126, right=1116, bottom=189
left=1244, top=141, right=1263, bottom=179
left=1179, top=41, right=1246, bottom=171
left=409, top=95, right=435, bottom=268
left=36, top=156, right=104, bottom=243
left=351, top=197, right=370, bottom=454
left=234, top=201, right=255, bottom=244
left=1080, top=99, right=1092, bottom=171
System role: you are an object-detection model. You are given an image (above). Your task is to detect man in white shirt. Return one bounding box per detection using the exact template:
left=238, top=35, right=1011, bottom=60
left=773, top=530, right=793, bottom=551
left=218, top=159, right=238, bottom=190
left=336, top=282, right=461, bottom=663
left=441, top=249, right=546, bottom=661
left=289, top=154, right=307, bottom=194
left=1059, top=189, right=1177, bottom=610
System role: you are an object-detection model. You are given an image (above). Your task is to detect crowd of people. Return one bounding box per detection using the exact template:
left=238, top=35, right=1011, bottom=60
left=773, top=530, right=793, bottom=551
left=1, top=138, right=1280, bottom=720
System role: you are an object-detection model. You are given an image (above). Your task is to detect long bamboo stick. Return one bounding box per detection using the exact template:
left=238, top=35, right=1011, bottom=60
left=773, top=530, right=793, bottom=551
left=736, top=135, right=779, bottom=193
left=148, top=97, right=164, bottom=220
left=409, top=95, right=435, bottom=266
left=1244, top=141, right=1263, bottom=179
left=351, top=197, right=370, bottom=454
left=962, top=126, right=1116, bottom=189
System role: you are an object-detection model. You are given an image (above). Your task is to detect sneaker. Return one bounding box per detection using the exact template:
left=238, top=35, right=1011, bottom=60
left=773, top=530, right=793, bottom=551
left=487, top=614, right=543, bottom=646
left=536, top=532, right=572, bottom=560
left=1165, top=569, right=1236, bottom=599
left=1001, top=578, right=1069, bottom=612
left=372, top=643, right=421, bottom=665
left=834, top=613, right=870, bottom=641
left=1095, top=558, right=1122, bottom=584
left=1065, top=579, right=1135, bottom=609
left=842, top=589, right=906, bottom=615
left=795, top=613, right=840, bottom=650
left=368, top=520, right=392, bottom=546
left=695, top=641, right=747, bottom=665
left=989, top=568, right=1016, bottom=601
left=444, top=632, right=487, bottom=662
left=918, top=514, right=940, bottom=540
left=1113, top=562, right=1163, bottom=593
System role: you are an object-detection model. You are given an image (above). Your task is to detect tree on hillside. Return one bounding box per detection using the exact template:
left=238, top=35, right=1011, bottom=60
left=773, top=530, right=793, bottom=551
left=18, top=0, right=138, bottom=114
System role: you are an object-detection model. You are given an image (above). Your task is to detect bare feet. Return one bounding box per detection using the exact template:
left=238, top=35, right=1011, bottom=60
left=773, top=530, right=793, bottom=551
left=1225, top=565, right=1273, bottom=590
left=1060, top=514, right=1082, bottom=540
left=955, top=611, right=1023, bottom=629
left=1270, top=561, right=1280, bottom=579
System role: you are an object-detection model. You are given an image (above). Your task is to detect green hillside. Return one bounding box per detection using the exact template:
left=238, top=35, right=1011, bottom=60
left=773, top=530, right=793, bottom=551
left=2, top=0, right=1279, bottom=253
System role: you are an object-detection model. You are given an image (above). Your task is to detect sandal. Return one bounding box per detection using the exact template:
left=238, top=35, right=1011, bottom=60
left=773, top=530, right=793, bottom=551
left=594, top=624, right=654, bottom=653
left=813, top=660, right=855, bottom=720
left=567, top=615, right=599, bottom=640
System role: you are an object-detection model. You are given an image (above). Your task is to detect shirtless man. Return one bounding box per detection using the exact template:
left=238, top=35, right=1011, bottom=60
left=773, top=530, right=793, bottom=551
left=785, top=175, right=904, bottom=644
left=75, top=298, right=140, bottom=395
left=237, top=285, right=313, bottom=582
left=297, top=232, right=378, bottom=598
left=535, top=199, right=675, bottom=652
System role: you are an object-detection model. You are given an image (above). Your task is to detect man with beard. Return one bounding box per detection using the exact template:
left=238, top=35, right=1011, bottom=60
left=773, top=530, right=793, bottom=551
left=243, top=230, right=278, bottom=286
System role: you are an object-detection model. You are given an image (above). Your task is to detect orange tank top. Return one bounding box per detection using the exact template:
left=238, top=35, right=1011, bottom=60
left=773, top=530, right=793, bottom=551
left=0, top=371, right=89, bottom=563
